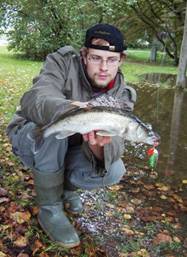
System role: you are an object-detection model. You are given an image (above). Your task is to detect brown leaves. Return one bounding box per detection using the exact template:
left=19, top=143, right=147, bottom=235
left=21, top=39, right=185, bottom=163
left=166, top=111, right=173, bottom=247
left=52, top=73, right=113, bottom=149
left=0, top=187, right=9, bottom=204
left=10, top=211, right=31, bottom=224
left=31, top=239, right=45, bottom=256
left=0, top=252, right=7, bottom=257
left=1, top=128, right=187, bottom=257
left=153, top=232, right=173, bottom=245
left=138, top=206, right=163, bottom=222
left=14, top=236, right=28, bottom=247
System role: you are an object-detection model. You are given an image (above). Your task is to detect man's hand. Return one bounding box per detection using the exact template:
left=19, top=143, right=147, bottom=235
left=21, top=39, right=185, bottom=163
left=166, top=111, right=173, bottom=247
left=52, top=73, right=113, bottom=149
left=82, top=131, right=111, bottom=146
left=82, top=131, right=111, bottom=160
left=71, top=101, right=88, bottom=108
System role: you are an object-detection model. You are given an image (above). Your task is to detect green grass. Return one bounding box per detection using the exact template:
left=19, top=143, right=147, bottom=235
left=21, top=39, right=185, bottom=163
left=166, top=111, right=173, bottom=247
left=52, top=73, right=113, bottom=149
left=0, top=46, right=42, bottom=122
left=123, top=49, right=177, bottom=83
left=127, top=49, right=173, bottom=64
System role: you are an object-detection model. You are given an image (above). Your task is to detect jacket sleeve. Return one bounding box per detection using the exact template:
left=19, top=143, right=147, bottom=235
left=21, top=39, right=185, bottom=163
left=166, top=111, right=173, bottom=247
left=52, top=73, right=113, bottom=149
left=19, top=47, right=77, bottom=126
left=103, top=85, right=137, bottom=170
left=103, top=136, right=125, bottom=170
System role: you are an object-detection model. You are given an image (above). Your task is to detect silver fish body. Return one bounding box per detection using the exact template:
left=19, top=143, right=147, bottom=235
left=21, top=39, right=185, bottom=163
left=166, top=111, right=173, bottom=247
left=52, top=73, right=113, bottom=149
left=43, top=108, right=159, bottom=145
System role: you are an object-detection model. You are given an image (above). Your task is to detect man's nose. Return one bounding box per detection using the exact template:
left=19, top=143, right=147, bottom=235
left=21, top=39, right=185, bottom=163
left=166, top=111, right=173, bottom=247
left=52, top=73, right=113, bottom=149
left=100, top=60, right=108, bottom=70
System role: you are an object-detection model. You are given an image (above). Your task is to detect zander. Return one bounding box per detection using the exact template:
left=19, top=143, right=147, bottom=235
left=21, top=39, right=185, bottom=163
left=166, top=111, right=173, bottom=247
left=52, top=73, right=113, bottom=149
left=41, top=95, right=159, bottom=145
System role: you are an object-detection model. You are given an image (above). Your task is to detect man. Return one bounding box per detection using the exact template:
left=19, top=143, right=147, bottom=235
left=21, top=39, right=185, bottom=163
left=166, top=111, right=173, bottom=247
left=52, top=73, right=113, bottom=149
left=6, top=24, right=136, bottom=248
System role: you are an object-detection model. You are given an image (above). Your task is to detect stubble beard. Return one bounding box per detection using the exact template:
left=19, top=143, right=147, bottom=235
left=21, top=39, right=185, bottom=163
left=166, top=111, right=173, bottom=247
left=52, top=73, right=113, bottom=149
left=91, top=74, right=110, bottom=88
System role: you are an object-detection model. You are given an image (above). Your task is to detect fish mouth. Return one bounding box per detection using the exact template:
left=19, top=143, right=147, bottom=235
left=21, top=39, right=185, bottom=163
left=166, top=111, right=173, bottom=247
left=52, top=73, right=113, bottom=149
left=146, top=134, right=160, bottom=145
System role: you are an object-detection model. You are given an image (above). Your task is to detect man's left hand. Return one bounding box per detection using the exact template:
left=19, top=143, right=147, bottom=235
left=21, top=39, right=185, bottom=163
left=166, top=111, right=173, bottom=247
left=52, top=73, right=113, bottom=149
left=82, top=131, right=111, bottom=160
left=82, top=131, right=111, bottom=146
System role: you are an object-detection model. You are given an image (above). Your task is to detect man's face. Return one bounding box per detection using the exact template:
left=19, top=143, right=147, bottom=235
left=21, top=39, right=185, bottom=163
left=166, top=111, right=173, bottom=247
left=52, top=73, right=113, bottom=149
left=83, top=48, right=123, bottom=88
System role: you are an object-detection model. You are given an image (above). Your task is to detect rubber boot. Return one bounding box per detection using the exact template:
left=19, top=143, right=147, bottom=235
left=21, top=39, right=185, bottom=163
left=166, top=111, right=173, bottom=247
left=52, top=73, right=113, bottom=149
left=33, top=169, right=80, bottom=248
left=63, top=190, right=83, bottom=215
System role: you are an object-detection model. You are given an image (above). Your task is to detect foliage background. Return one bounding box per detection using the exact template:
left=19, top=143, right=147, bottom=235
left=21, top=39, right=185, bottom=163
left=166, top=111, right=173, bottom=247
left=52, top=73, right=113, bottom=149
left=0, top=0, right=186, bottom=64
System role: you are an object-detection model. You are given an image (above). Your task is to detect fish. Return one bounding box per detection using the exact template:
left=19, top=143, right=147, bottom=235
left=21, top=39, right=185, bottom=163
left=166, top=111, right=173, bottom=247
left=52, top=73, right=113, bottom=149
left=41, top=95, right=160, bottom=145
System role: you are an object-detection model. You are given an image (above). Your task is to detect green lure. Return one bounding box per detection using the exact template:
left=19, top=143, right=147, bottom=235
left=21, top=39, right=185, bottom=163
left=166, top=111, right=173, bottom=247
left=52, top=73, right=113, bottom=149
left=147, top=147, right=159, bottom=170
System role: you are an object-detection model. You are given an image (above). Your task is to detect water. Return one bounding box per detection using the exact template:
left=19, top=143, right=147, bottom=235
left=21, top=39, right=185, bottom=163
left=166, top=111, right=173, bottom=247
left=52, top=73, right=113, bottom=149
left=130, top=73, right=187, bottom=185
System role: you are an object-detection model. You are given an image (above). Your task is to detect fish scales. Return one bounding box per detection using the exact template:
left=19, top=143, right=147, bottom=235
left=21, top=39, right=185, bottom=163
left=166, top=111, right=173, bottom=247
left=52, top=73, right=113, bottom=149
left=44, top=110, right=129, bottom=137
left=42, top=106, right=158, bottom=145
left=39, top=95, right=159, bottom=145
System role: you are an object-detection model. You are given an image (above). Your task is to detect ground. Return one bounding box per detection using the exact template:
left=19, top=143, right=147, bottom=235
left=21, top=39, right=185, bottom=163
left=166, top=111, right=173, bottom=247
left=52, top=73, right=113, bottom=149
left=1, top=122, right=187, bottom=257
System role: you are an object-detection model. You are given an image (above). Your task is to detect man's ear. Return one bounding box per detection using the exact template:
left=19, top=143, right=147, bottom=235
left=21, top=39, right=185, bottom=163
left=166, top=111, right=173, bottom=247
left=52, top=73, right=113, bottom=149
left=119, top=53, right=126, bottom=65
left=80, top=47, right=88, bottom=65
left=83, top=55, right=87, bottom=65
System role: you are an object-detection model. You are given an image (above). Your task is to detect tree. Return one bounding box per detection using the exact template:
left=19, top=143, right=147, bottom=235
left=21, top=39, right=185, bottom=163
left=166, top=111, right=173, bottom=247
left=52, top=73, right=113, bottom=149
left=0, top=0, right=93, bottom=59
left=176, top=1, right=187, bottom=88
left=129, top=0, right=186, bottom=65
left=0, top=0, right=186, bottom=62
left=0, top=0, right=117, bottom=59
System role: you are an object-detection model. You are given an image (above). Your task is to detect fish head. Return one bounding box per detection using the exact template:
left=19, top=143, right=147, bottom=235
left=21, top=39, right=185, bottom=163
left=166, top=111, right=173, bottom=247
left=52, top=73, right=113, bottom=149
left=122, top=119, right=160, bottom=146
left=145, top=131, right=160, bottom=146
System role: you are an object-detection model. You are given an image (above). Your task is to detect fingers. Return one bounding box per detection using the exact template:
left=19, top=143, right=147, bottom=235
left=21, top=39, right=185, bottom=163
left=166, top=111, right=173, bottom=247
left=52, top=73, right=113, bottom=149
left=96, top=135, right=111, bottom=146
left=71, top=101, right=88, bottom=108
left=82, top=131, right=111, bottom=146
left=82, top=131, right=97, bottom=145
left=88, top=131, right=97, bottom=145
left=82, top=133, right=89, bottom=141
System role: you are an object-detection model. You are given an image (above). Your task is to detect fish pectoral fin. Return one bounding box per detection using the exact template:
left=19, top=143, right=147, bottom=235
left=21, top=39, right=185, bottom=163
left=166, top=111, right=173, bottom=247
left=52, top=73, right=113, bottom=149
left=96, top=130, right=116, bottom=137
left=55, top=131, right=76, bottom=139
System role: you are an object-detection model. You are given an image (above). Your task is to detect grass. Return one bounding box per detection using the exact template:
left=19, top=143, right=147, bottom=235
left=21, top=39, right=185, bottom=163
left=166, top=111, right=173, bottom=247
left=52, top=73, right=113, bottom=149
left=127, top=49, right=173, bottom=64
left=123, top=49, right=177, bottom=83
left=0, top=46, right=41, bottom=122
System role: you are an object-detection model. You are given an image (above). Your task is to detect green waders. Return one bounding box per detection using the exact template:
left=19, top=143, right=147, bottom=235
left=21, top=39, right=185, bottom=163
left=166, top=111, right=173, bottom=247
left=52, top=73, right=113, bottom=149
left=33, top=169, right=80, bottom=248
left=63, top=190, right=83, bottom=215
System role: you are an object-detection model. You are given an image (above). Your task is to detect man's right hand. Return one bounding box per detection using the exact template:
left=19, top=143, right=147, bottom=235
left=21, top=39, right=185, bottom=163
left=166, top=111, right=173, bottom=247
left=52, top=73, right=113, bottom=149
left=71, top=101, right=88, bottom=108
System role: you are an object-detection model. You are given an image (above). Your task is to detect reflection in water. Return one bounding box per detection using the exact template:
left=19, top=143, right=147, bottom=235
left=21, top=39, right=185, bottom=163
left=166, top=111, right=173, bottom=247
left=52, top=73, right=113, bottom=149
left=131, top=78, right=187, bottom=185
left=165, top=89, right=184, bottom=176
left=140, top=73, right=178, bottom=87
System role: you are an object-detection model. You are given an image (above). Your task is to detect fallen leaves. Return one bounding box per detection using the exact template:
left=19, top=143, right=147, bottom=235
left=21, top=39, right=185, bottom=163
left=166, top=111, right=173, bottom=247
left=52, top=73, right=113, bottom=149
left=155, top=183, right=171, bottom=192
left=121, top=226, right=135, bottom=236
left=123, top=214, right=132, bottom=220
left=0, top=196, right=9, bottom=204
left=0, top=187, right=9, bottom=203
left=137, top=206, right=163, bottom=222
left=130, top=198, right=142, bottom=205
left=31, top=239, right=45, bottom=255
left=153, top=232, right=173, bottom=245
left=14, top=236, right=28, bottom=247
left=0, top=252, right=7, bottom=257
left=1, top=127, right=187, bottom=256
left=10, top=210, right=31, bottom=224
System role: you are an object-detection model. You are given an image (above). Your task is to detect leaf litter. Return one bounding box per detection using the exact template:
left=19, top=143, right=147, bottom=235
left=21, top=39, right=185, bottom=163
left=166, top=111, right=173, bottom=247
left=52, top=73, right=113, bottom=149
left=1, top=127, right=187, bottom=257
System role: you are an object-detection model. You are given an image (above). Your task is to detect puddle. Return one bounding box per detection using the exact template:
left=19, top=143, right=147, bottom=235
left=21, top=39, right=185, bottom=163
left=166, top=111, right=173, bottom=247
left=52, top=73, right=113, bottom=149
left=128, top=75, right=187, bottom=185
left=139, top=73, right=178, bottom=87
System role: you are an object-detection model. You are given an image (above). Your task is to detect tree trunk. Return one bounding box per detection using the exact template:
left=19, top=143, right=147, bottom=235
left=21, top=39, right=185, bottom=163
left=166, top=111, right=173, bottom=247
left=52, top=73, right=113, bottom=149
left=176, top=2, right=187, bottom=88
left=150, top=46, right=157, bottom=62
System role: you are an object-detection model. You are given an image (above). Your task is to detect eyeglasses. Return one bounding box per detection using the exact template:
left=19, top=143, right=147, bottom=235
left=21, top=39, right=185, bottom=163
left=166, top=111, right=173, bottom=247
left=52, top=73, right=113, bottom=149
left=87, top=54, right=120, bottom=67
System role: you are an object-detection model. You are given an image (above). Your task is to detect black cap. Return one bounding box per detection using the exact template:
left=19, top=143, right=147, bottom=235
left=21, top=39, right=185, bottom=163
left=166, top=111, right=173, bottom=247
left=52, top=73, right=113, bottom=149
left=84, top=23, right=127, bottom=53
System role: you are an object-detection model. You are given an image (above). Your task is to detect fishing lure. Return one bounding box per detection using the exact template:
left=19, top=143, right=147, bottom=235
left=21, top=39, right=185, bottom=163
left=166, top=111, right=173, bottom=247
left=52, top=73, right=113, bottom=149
left=147, top=147, right=159, bottom=170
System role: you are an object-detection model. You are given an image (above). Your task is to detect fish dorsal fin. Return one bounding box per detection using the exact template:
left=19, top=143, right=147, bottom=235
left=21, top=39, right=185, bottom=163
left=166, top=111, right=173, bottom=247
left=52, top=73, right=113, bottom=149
left=88, top=94, right=131, bottom=112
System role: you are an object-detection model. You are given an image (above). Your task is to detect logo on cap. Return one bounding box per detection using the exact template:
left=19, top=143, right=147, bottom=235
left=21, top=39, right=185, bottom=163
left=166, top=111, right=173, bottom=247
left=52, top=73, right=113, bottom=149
left=109, top=45, right=115, bottom=51
left=95, top=30, right=111, bottom=35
